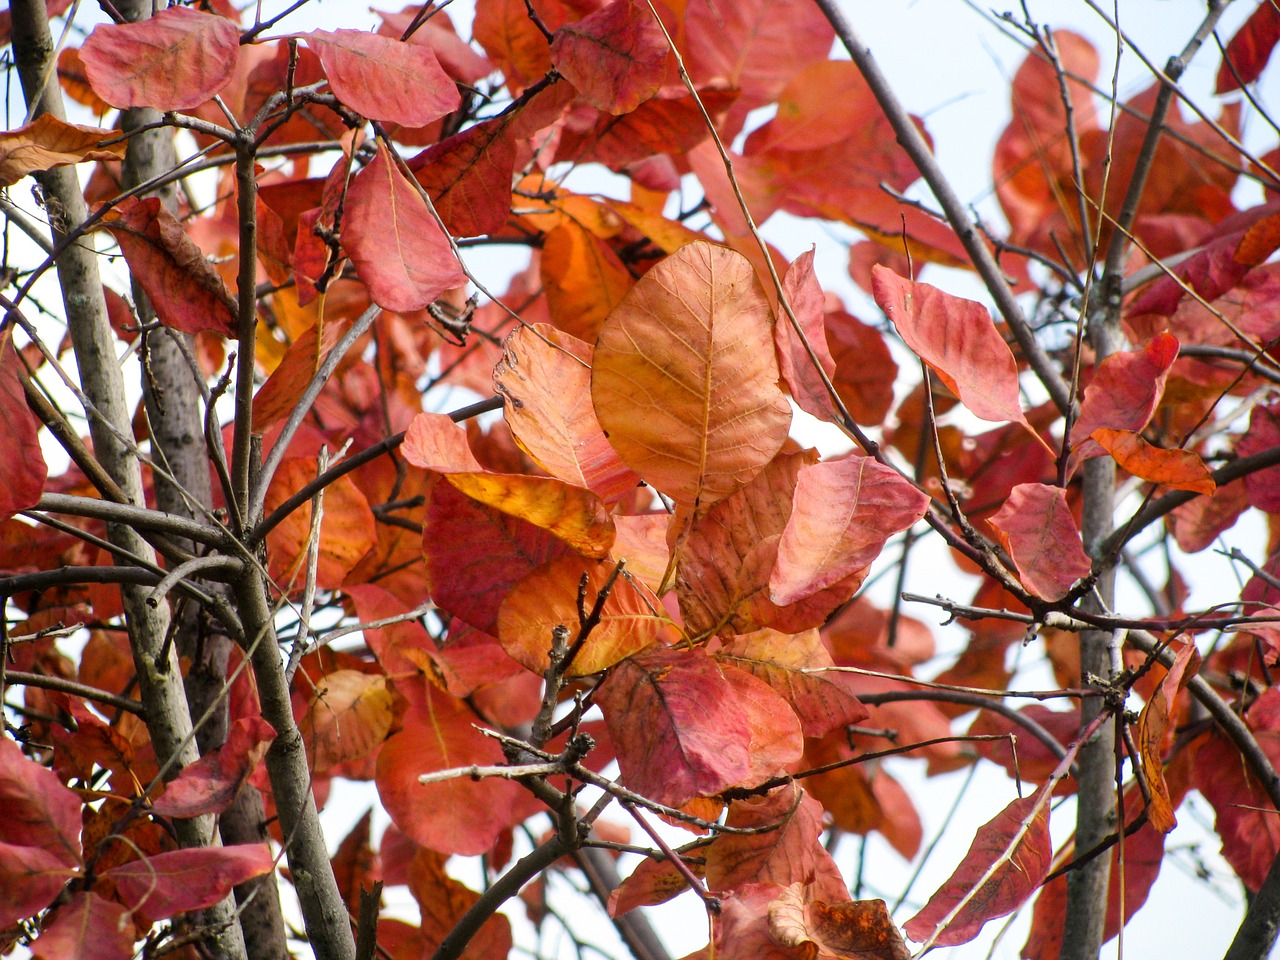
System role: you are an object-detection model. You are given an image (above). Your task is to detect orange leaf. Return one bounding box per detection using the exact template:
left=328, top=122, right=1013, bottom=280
left=403, top=412, right=616, bottom=557
left=987, top=483, right=1091, bottom=601
left=80, top=6, right=239, bottom=111
left=298, top=671, right=394, bottom=773
left=769, top=883, right=910, bottom=960
left=302, top=29, right=460, bottom=126
left=904, top=796, right=1051, bottom=946
left=495, top=324, right=641, bottom=504
left=592, top=241, right=792, bottom=511
left=541, top=222, right=635, bottom=342
left=1090, top=428, right=1215, bottom=494
left=342, top=144, right=465, bottom=313
left=0, top=115, right=124, bottom=187
left=410, top=848, right=513, bottom=960
left=263, top=459, right=377, bottom=591
left=497, top=554, right=663, bottom=676
left=101, top=196, right=238, bottom=338
left=705, top=786, right=843, bottom=895
left=252, top=313, right=354, bottom=431
left=1135, top=640, right=1200, bottom=834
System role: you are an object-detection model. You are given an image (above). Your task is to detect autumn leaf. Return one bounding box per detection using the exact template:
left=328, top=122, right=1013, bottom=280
left=1236, top=402, right=1280, bottom=512
left=30, top=892, right=134, bottom=960
left=825, top=309, right=898, bottom=427
left=0, top=115, right=124, bottom=187
left=541, top=222, right=635, bottom=341
left=0, top=328, right=47, bottom=522
left=102, top=844, right=275, bottom=922
left=101, top=197, right=238, bottom=338
left=872, top=266, right=1045, bottom=447
left=80, top=6, right=240, bottom=111
left=0, top=735, right=83, bottom=927
left=1072, top=333, right=1179, bottom=453
left=775, top=249, right=841, bottom=423
left=905, top=796, right=1051, bottom=946
left=302, top=29, right=460, bottom=126
left=987, top=483, right=1091, bottom=601
left=494, top=324, right=641, bottom=504
left=550, top=0, right=668, bottom=115
left=770, top=455, right=930, bottom=605
left=769, top=883, right=910, bottom=960
left=1135, top=640, right=1200, bottom=834
left=411, top=848, right=513, bottom=960
left=497, top=554, right=662, bottom=676
left=376, top=684, right=524, bottom=855
left=403, top=411, right=616, bottom=557
left=1090, top=428, right=1215, bottom=494
left=152, top=717, right=276, bottom=818
left=298, top=671, right=394, bottom=773
left=1218, top=1, right=1280, bottom=92
left=342, top=143, right=466, bottom=313
left=596, top=646, right=754, bottom=808
left=592, top=241, right=792, bottom=511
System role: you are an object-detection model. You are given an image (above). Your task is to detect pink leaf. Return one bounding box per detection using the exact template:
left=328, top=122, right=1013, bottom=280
left=987, top=483, right=1091, bottom=601
left=30, top=892, right=133, bottom=960
left=0, top=329, right=46, bottom=521
left=550, top=0, right=668, bottom=115
left=102, top=844, right=275, bottom=921
left=343, top=144, right=466, bottom=312
left=303, top=29, right=460, bottom=126
left=152, top=717, right=276, bottom=818
left=80, top=7, right=239, bottom=111
left=775, top=249, right=841, bottom=423
left=1237, top=402, right=1280, bottom=513
left=1073, top=333, right=1180, bottom=450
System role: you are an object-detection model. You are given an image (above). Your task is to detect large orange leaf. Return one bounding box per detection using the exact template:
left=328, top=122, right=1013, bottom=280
left=770, top=455, right=930, bottom=606
left=497, top=554, right=663, bottom=675
left=494, top=324, right=640, bottom=504
left=592, top=241, right=791, bottom=511
left=342, top=144, right=465, bottom=313
left=872, top=266, right=1039, bottom=439
left=986, top=483, right=1091, bottom=601
left=1090, top=428, right=1215, bottom=494
left=302, top=29, right=460, bottom=126
left=79, top=7, right=239, bottom=111
left=904, top=796, right=1051, bottom=947
left=376, top=684, right=523, bottom=855
left=297, top=670, right=394, bottom=773
left=769, top=884, right=910, bottom=960
left=549, top=0, right=667, bottom=115
left=541, top=222, right=635, bottom=342
left=421, top=480, right=567, bottom=635
left=0, top=329, right=46, bottom=522
left=403, top=411, right=616, bottom=557
left=596, top=646, right=753, bottom=808
left=101, top=197, right=238, bottom=338
left=263, top=458, right=377, bottom=591
left=0, top=115, right=124, bottom=187
left=715, top=628, right=867, bottom=737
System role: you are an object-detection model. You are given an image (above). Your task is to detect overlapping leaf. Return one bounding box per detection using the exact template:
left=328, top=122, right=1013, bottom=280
left=101, top=197, right=238, bottom=338
left=153, top=717, right=275, bottom=818
left=592, top=241, right=792, bottom=510
left=550, top=0, right=667, bottom=114
left=102, top=844, right=275, bottom=921
left=987, top=483, right=1090, bottom=601
left=263, top=458, right=377, bottom=590
left=0, top=115, right=124, bottom=187
left=30, top=892, right=133, bottom=960
left=769, top=884, right=910, bottom=960
left=775, top=250, right=840, bottom=422
left=297, top=671, right=394, bottom=773
left=342, top=144, right=465, bottom=312
left=1090, top=428, right=1215, bottom=494
left=80, top=6, right=240, bottom=110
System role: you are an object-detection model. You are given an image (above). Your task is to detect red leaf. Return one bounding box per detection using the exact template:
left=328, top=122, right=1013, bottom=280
left=0, top=329, right=46, bottom=521
left=152, top=717, right=275, bottom=818
left=904, top=796, right=1051, bottom=946
left=421, top=480, right=567, bottom=635
left=30, top=892, right=133, bottom=960
left=409, top=117, right=518, bottom=238
left=342, top=143, right=466, bottom=313
left=0, top=736, right=83, bottom=927
left=775, top=249, right=841, bottom=423
left=987, top=483, right=1090, bottom=601
left=824, top=309, right=897, bottom=427
left=100, top=197, right=238, bottom=338
left=1072, top=333, right=1179, bottom=452
left=252, top=313, right=353, bottom=431
left=102, top=844, right=274, bottom=921
left=303, top=29, right=460, bottom=126
left=80, top=7, right=240, bottom=111
left=716, top=628, right=868, bottom=738
left=262, top=459, right=377, bottom=590
left=1168, top=479, right=1249, bottom=553
left=596, top=647, right=753, bottom=808
left=550, top=0, right=667, bottom=115
left=376, top=684, right=524, bottom=855
left=871, top=266, right=1040, bottom=441
left=722, top=665, right=805, bottom=788
left=1237, top=402, right=1280, bottom=512
left=770, top=455, right=930, bottom=605
left=1089, top=428, right=1215, bottom=494
left=1217, top=1, right=1280, bottom=92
